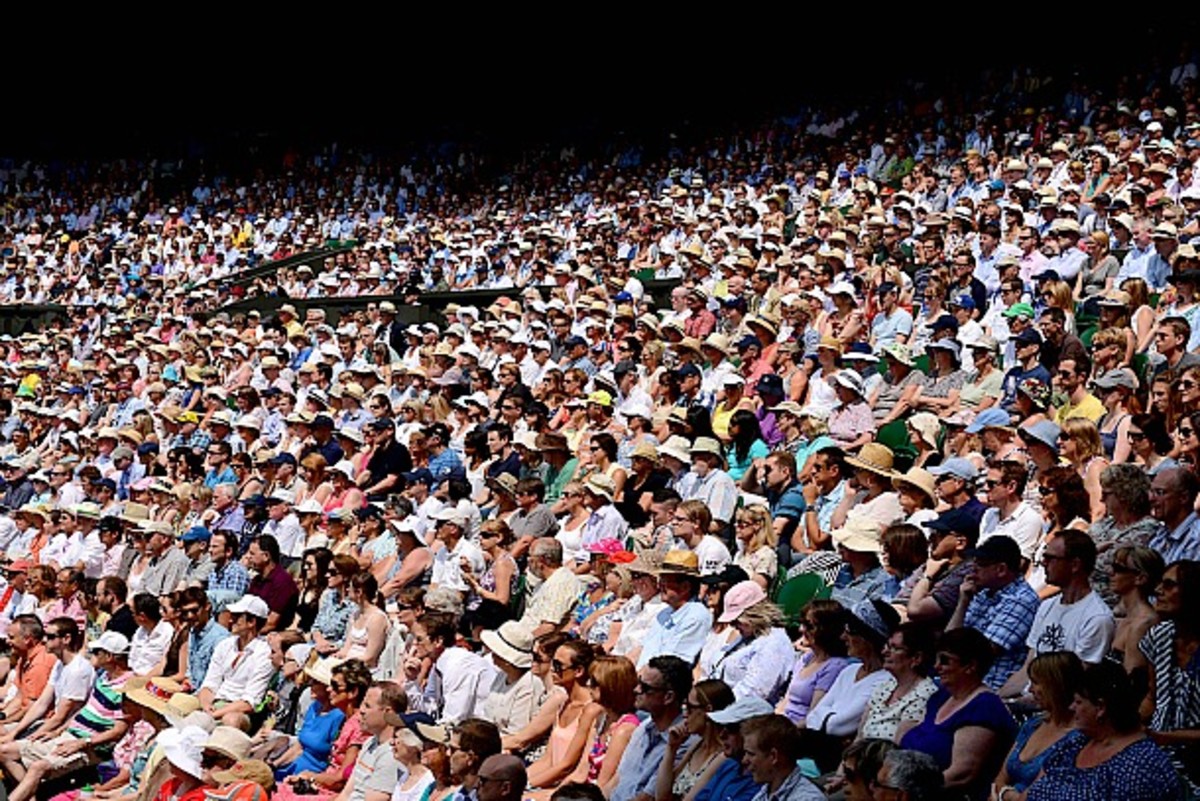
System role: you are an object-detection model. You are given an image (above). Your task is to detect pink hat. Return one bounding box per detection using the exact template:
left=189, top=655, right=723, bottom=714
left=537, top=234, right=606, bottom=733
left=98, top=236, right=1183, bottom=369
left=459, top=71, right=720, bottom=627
left=718, top=580, right=767, bottom=623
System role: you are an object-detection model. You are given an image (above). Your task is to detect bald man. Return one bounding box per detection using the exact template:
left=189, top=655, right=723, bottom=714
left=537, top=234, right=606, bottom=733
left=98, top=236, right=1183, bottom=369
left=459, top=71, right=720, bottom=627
left=477, top=755, right=526, bottom=801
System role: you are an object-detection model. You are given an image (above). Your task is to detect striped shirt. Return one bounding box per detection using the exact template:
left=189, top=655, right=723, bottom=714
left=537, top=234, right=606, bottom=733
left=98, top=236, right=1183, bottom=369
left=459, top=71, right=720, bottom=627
left=67, top=668, right=132, bottom=755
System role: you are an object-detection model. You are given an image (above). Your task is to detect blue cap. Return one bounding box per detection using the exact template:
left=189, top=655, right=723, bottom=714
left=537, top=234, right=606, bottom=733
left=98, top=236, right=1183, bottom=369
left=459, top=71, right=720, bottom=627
left=928, top=457, right=979, bottom=481
left=614, top=291, right=633, bottom=303
left=988, top=179, right=1006, bottom=191
left=1020, top=420, right=1061, bottom=451
left=136, top=442, right=159, bottom=455
left=950, top=294, right=976, bottom=310
left=241, top=494, right=266, bottom=508
left=736, top=335, right=762, bottom=352
left=756, top=374, right=785, bottom=397
left=91, top=477, right=117, bottom=492
left=269, top=452, right=297, bottom=466
left=676, top=363, right=702, bottom=380
left=181, top=526, right=211, bottom=544
left=966, top=408, right=1013, bottom=434
left=564, top=336, right=588, bottom=349
left=853, top=165, right=868, bottom=176
left=401, top=468, right=435, bottom=487
left=930, top=315, right=959, bottom=333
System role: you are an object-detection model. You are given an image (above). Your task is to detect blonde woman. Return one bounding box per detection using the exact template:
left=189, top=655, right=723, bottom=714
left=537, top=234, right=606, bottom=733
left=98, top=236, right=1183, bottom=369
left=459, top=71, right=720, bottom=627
left=1040, top=279, right=1076, bottom=334
left=733, top=504, right=778, bottom=590
left=550, top=481, right=591, bottom=569
left=711, top=588, right=794, bottom=703
left=1120, top=277, right=1156, bottom=353
left=1089, top=327, right=1129, bottom=378
left=1059, top=417, right=1109, bottom=521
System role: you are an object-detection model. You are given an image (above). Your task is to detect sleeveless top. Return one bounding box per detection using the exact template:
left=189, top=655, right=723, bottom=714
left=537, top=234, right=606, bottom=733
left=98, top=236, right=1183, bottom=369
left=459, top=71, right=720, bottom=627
left=672, top=747, right=724, bottom=797
left=1004, top=714, right=1071, bottom=791
left=586, top=712, right=640, bottom=781
left=1099, top=414, right=1128, bottom=459
left=548, top=702, right=584, bottom=766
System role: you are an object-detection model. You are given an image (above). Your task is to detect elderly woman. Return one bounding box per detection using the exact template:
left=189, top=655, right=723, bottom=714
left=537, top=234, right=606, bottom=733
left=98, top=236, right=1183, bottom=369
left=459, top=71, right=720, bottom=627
left=828, top=370, right=876, bottom=450
left=899, top=628, right=1017, bottom=801
left=707, top=582, right=793, bottom=704
left=1089, top=463, right=1162, bottom=607
left=1021, top=662, right=1183, bottom=801
left=856, top=622, right=937, bottom=743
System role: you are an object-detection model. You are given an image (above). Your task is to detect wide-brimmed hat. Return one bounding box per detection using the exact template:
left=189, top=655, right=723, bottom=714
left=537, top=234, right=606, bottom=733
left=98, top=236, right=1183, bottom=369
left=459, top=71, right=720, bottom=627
left=832, top=369, right=865, bottom=396
left=480, top=621, right=535, bottom=669
left=303, top=656, right=344, bottom=686
left=583, top=473, right=617, bottom=501
left=158, top=726, right=208, bottom=780
left=831, top=517, right=884, bottom=553
left=690, top=436, right=724, bottom=458
left=630, top=442, right=661, bottom=464
left=891, top=468, right=938, bottom=507
left=844, top=443, right=894, bottom=476
left=907, top=413, right=941, bottom=449
left=653, top=550, right=701, bottom=578
left=881, top=343, right=915, bottom=367
left=846, top=598, right=901, bottom=642
left=211, top=760, right=275, bottom=792
left=659, top=435, right=693, bottom=464
left=203, top=726, right=254, bottom=762
left=125, top=677, right=202, bottom=726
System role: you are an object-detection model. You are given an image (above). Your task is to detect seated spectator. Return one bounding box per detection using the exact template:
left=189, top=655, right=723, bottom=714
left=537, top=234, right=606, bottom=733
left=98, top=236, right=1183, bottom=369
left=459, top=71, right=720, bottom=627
left=992, top=651, right=1083, bottom=799
left=1001, top=531, right=1114, bottom=698
left=1149, top=466, right=1200, bottom=562
left=500, top=632, right=569, bottom=760
left=948, top=535, right=1040, bottom=690
left=731, top=504, right=778, bottom=590
left=899, top=627, right=1017, bottom=801
left=609, top=655, right=693, bottom=801
left=199, top=596, right=276, bottom=730
left=129, top=593, right=174, bottom=676
left=632, top=551, right=712, bottom=669
left=690, top=696, right=774, bottom=801
left=480, top=621, right=546, bottom=738
left=1107, top=545, right=1164, bottom=671
left=978, top=460, right=1044, bottom=561
left=1090, top=464, right=1163, bottom=607
left=880, top=523, right=929, bottom=607
left=872, top=749, right=945, bottom=801
left=246, top=535, right=300, bottom=633
left=1019, top=662, right=1183, bottom=801
left=1129, top=559, right=1200, bottom=792
left=829, top=518, right=889, bottom=608
left=334, top=573, right=389, bottom=670
left=404, top=611, right=496, bottom=724
left=519, top=538, right=583, bottom=636
left=526, top=639, right=601, bottom=790
left=707, top=582, right=792, bottom=704
left=779, top=600, right=851, bottom=725
left=654, top=679, right=733, bottom=801
left=831, top=738, right=895, bottom=800
left=1, top=614, right=57, bottom=723
left=856, top=622, right=937, bottom=743
left=272, top=656, right=347, bottom=778
left=551, top=654, right=639, bottom=795
left=673, top=500, right=731, bottom=577
left=0, top=616, right=92, bottom=742
left=801, top=599, right=898, bottom=772
left=312, top=555, right=362, bottom=655
left=739, top=714, right=824, bottom=801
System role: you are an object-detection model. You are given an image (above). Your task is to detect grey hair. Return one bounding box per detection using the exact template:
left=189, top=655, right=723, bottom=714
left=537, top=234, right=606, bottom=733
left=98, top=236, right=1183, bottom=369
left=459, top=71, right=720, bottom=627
left=423, top=586, right=465, bottom=618
left=881, top=750, right=943, bottom=801
left=531, top=537, right=563, bottom=566
left=1099, top=463, right=1151, bottom=517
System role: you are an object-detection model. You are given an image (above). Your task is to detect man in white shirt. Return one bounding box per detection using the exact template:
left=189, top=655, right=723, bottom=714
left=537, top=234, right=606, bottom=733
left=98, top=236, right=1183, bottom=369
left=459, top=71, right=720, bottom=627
left=0, top=617, right=93, bottom=740
left=403, top=611, right=495, bottom=724
left=1000, top=530, right=1114, bottom=699
left=262, top=490, right=305, bottom=563
left=128, top=594, right=175, bottom=676
left=429, top=509, right=485, bottom=594
left=199, top=595, right=274, bottom=730
left=673, top=500, right=731, bottom=576
left=978, top=461, right=1045, bottom=561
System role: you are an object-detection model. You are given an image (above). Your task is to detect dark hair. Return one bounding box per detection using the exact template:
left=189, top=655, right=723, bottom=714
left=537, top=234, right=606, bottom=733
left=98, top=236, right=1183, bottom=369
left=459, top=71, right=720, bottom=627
left=590, top=433, right=619, bottom=463
left=350, top=572, right=379, bottom=606
left=1077, top=660, right=1148, bottom=733
left=557, top=639, right=594, bottom=673
left=535, top=631, right=570, bottom=661
left=102, top=575, right=128, bottom=603
left=1041, top=306, right=1067, bottom=326
left=894, top=622, right=936, bottom=676
left=463, top=428, right=491, bottom=461
left=255, top=534, right=281, bottom=564
left=455, top=718, right=502, bottom=766
left=1130, top=412, right=1174, bottom=456
left=490, top=423, right=513, bottom=445
left=132, top=593, right=161, bottom=622
left=420, top=612, right=458, bottom=649
left=729, top=410, right=765, bottom=464
left=551, top=784, right=607, bottom=801
left=303, top=547, right=334, bottom=592
left=331, top=659, right=373, bottom=705
left=647, top=655, right=693, bottom=702
left=12, top=614, right=43, bottom=642
left=446, top=478, right=472, bottom=502
left=1039, top=465, right=1092, bottom=526
left=842, top=739, right=896, bottom=791
left=936, top=627, right=995, bottom=678
left=685, top=406, right=716, bottom=441
left=882, top=524, right=928, bottom=576
left=802, top=599, right=850, bottom=657
left=1057, top=529, right=1098, bottom=573
left=692, top=679, right=735, bottom=714
left=180, top=586, right=209, bottom=611
left=48, top=616, right=83, bottom=650
left=988, top=459, right=1029, bottom=495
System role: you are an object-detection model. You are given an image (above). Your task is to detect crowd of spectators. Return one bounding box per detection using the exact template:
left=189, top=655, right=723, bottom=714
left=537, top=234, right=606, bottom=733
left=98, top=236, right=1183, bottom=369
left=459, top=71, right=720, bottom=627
left=3, top=44, right=1200, bottom=801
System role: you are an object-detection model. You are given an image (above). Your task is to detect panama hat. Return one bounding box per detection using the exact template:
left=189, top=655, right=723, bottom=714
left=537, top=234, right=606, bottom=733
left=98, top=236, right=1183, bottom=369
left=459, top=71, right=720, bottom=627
left=843, top=442, right=894, bottom=477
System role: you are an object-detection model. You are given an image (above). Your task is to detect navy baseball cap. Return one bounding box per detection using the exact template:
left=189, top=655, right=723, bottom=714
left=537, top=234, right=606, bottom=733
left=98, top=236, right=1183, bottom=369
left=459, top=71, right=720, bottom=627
left=930, top=315, right=959, bottom=333
left=564, top=336, right=588, bottom=349
left=401, top=468, right=435, bottom=487
left=756, top=374, right=785, bottom=397
left=269, top=453, right=297, bottom=467
left=926, top=506, right=983, bottom=541
left=676, top=363, right=702, bottom=380
left=136, top=442, right=159, bottom=456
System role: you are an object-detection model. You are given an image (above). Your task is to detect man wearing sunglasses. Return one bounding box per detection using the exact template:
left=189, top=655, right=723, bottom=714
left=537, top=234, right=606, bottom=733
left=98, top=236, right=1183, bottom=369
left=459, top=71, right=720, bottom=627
left=0, top=617, right=91, bottom=743
left=610, top=655, right=692, bottom=801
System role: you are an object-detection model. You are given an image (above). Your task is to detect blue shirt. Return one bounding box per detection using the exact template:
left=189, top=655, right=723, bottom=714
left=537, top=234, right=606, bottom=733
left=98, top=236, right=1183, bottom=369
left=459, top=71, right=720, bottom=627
left=694, top=759, right=761, bottom=801
left=610, top=714, right=687, bottom=801
left=187, top=619, right=232, bottom=690
left=428, top=448, right=463, bottom=486
left=1149, top=512, right=1200, bottom=564
left=203, top=465, right=238, bottom=489
left=963, top=578, right=1041, bottom=689
left=637, top=600, right=713, bottom=669
left=208, top=560, right=251, bottom=596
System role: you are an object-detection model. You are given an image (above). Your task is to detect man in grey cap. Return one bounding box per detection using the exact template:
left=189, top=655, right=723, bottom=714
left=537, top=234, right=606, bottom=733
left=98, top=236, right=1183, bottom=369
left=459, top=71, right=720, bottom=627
left=693, top=696, right=775, bottom=801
